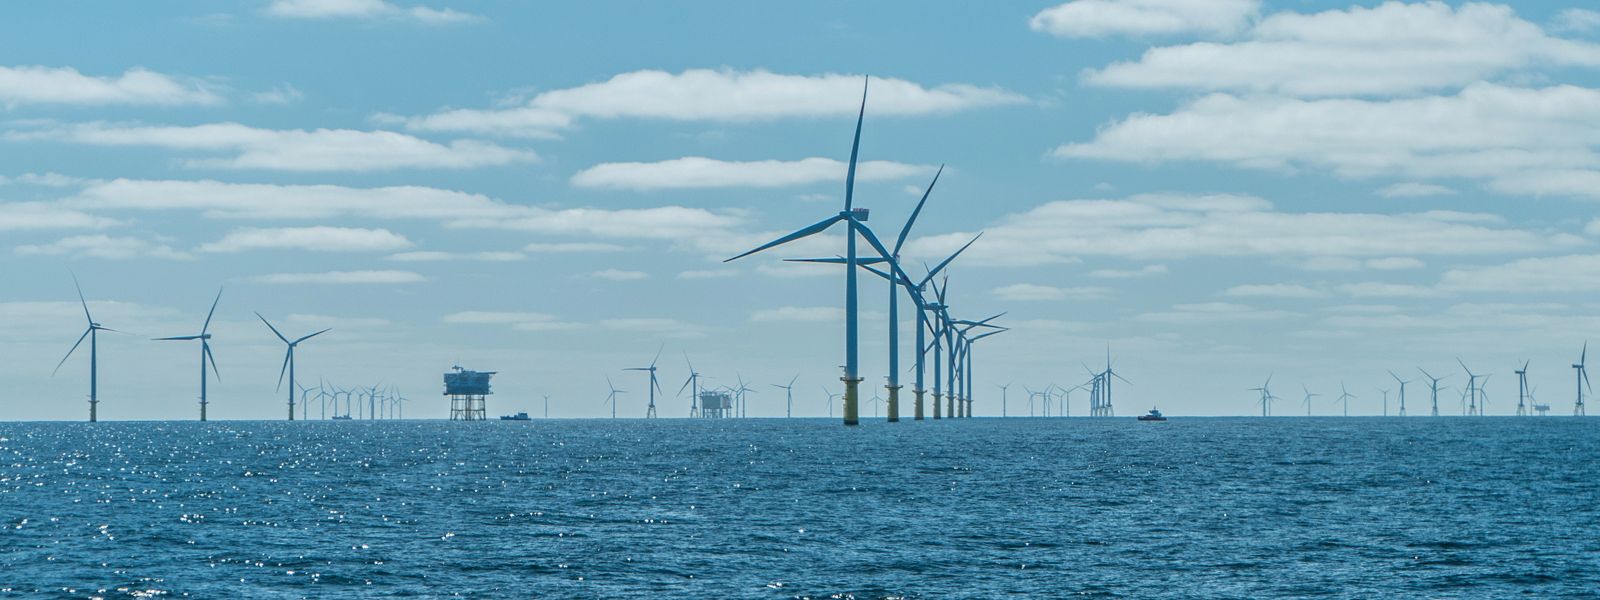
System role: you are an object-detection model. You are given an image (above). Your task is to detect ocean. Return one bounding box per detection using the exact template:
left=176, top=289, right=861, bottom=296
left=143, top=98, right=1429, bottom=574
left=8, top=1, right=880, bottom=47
left=1, top=417, right=1596, bottom=598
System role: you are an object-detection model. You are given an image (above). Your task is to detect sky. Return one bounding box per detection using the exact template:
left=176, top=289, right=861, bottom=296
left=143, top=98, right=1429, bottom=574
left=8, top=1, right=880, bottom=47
left=5, top=0, right=1600, bottom=420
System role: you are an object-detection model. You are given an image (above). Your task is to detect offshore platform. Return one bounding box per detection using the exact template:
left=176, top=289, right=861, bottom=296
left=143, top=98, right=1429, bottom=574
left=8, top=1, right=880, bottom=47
left=698, top=389, right=734, bottom=418
left=444, top=365, right=495, bottom=421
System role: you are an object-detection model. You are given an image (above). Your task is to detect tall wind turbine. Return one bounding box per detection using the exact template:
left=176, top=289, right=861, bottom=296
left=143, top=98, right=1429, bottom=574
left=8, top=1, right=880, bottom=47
left=1515, top=360, right=1530, bottom=416
left=822, top=386, right=839, bottom=418
left=773, top=375, right=798, bottom=418
left=725, top=77, right=891, bottom=426
left=998, top=381, right=1013, bottom=417
left=1387, top=370, right=1411, bottom=417
left=1249, top=375, right=1275, bottom=416
left=625, top=345, right=664, bottom=419
left=680, top=353, right=704, bottom=418
left=256, top=312, right=329, bottom=421
left=1378, top=387, right=1391, bottom=416
left=1337, top=382, right=1355, bottom=417
left=155, top=288, right=223, bottom=421
left=1418, top=368, right=1445, bottom=417
left=603, top=377, right=624, bottom=419
left=1301, top=385, right=1319, bottom=417
left=1574, top=343, right=1589, bottom=416
left=54, top=276, right=118, bottom=422
left=1457, top=358, right=1481, bottom=416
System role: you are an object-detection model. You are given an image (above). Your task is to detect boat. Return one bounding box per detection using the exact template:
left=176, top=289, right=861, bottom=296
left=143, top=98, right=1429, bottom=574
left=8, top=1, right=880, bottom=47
left=1137, top=408, right=1167, bottom=421
left=500, top=412, right=531, bottom=421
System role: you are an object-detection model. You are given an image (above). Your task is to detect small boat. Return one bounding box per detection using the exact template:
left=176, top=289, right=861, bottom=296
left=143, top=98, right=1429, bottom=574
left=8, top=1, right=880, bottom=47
left=331, top=415, right=353, bottom=421
left=500, top=412, right=531, bottom=421
left=1137, top=408, right=1167, bottom=421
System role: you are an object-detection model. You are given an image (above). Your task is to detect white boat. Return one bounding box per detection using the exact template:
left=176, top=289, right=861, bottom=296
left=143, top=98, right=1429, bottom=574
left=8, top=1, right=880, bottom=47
left=1137, top=408, right=1167, bottom=421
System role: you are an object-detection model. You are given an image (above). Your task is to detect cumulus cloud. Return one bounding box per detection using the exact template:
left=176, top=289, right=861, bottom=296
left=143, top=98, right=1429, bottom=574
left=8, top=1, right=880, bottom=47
left=677, top=269, right=739, bottom=279
left=901, top=193, right=1579, bottom=267
left=442, top=311, right=583, bottom=331
left=1088, top=264, right=1167, bottom=278
left=0, top=202, right=116, bottom=230
left=199, top=227, right=412, bottom=252
left=264, top=0, right=480, bottom=24
left=749, top=306, right=844, bottom=322
left=1336, top=282, right=1442, bottom=298
left=585, top=269, right=648, bottom=281
left=1555, top=8, right=1600, bottom=34
left=1222, top=284, right=1327, bottom=298
left=571, top=157, right=934, bottom=190
left=1083, top=2, right=1600, bottom=96
left=1055, top=84, right=1600, bottom=201
left=1439, top=254, right=1600, bottom=293
left=1030, top=0, right=1258, bottom=38
left=992, top=283, right=1110, bottom=301
left=388, top=250, right=524, bottom=262
left=1136, top=302, right=1298, bottom=323
left=14, top=235, right=191, bottom=260
left=1378, top=183, right=1457, bottom=198
left=251, top=270, right=425, bottom=284
left=10, top=122, right=535, bottom=172
left=0, top=65, right=220, bottom=107
left=522, top=242, right=628, bottom=253
left=392, top=69, right=1025, bottom=138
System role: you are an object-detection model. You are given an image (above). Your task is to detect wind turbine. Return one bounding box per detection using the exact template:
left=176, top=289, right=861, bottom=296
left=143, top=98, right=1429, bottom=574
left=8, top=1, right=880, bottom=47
left=543, top=394, right=550, bottom=418
left=998, top=381, right=1013, bottom=417
left=1249, top=375, right=1275, bottom=416
left=54, top=275, right=118, bottom=422
left=1515, top=360, right=1530, bottom=416
left=624, top=345, right=664, bottom=419
left=1387, top=370, right=1411, bottom=417
left=1337, top=382, right=1355, bottom=417
left=603, top=377, right=624, bottom=419
left=1418, top=368, right=1445, bottom=417
left=1574, top=342, right=1589, bottom=416
left=1301, top=385, right=1319, bottom=417
left=822, top=386, right=839, bottom=418
left=734, top=375, right=757, bottom=418
left=773, top=375, right=799, bottom=418
left=680, top=353, right=704, bottom=418
left=1378, top=387, right=1391, bottom=416
left=154, top=288, right=223, bottom=421
left=725, top=77, right=912, bottom=426
left=255, top=312, right=329, bottom=421
left=1457, top=358, right=1481, bottom=416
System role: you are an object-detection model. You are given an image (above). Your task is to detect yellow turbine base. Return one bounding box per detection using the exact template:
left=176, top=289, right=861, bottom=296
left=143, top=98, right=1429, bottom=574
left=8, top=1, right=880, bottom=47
left=843, top=376, right=862, bottom=426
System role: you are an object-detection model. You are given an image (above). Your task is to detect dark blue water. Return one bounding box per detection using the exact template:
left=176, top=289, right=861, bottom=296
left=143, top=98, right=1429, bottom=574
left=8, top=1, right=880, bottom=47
left=1, top=418, right=1596, bottom=598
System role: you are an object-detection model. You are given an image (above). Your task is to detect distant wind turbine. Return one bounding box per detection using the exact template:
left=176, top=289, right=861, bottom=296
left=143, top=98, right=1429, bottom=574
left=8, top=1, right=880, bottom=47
left=624, top=345, right=664, bottom=419
left=1574, top=343, right=1589, bottom=416
left=1337, top=382, right=1355, bottom=417
left=1387, top=370, right=1411, bottom=417
left=603, top=377, right=624, bottom=419
left=154, top=288, right=223, bottom=421
left=1301, top=385, right=1319, bottom=417
left=773, top=375, right=799, bottom=418
left=256, top=312, right=329, bottom=421
left=54, top=275, right=119, bottom=422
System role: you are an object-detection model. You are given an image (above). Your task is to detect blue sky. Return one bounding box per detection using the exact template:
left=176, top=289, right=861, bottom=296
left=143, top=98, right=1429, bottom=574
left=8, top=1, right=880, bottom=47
left=5, top=0, right=1600, bottom=420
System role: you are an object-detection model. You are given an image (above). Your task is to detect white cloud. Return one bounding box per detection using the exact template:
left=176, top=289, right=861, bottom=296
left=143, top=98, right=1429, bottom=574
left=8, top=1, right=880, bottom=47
left=388, top=250, right=524, bottom=262
left=0, top=172, right=93, bottom=187
left=264, top=0, right=480, bottom=24
left=1555, top=8, right=1600, bottom=34
left=442, top=311, right=582, bottom=331
left=1136, top=302, right=1297, bottom=323
left=1378, top=182, right=1456, bottom=198
left=0, top=202, right=115, bottom=230
left=1336, top=282, right=1442, bottom=298
left=0, top=65, right=220, bottom=107
left=394, top=69, right=1025, bottom=138
left=585, top=269, right=648, bottom=281
left=11, top=122, right=535, bottom=172
left=1084, top=2, right=1600, bottom=96
left=1223, top=284, right=1326, bottom=298
left=251, top=84, right=304, bottom=105
left=993, top=283, right=1109, bottom=301
left=1056, top=84, right=1600, bottom=201
left=571, top=157, right=933, bottom=190
left=902, top=193, right=1579, bottom=267
left=1366, top=257, right=1425, bottom=270
left=598, top=317, right=705, bottom=338
left=251, top=270, right=425, bottom=285
left=750, top=306, right=844, bottom=322
left=1030, top=0, right=1258, bottom=38
left=1088, top=264, right=1167, bottom=278
left=199, top=227, right=412, bottom=252
left=677, top=269, right=739, bottom=280
left=522, top=242, right=629, bottom=253
left=14, top=235, right=191, bottom=260
left=1440, top=254, right=1600, bottom=293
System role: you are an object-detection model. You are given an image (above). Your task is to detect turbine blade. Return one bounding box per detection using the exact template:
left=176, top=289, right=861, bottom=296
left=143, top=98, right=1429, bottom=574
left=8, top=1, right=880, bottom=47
left=72, top=273, right=93, bottom=324
left=724, top=214, right=846, bottom=263
left=204, top=341, right=220, bottom=382
left=294, top=328, right=331, bottom=344
left=201, top=288, right=223, bottom=335
left=256, top=312, right=289, bottom=344
left=843, top=76, right=867, bottom=212
left=153, top=335, right=203, bottom=341
left=54, top=328, right=92, bottom=376
left=919, top=233, right=983, bottom=287
left=276, top=349, right=291, bottom=392
left=894, top=164, right=943, bottom=255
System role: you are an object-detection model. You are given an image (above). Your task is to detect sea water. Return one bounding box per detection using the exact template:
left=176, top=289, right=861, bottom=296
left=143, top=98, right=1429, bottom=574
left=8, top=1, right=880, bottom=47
left=1, top=417, right=1596, bottom=597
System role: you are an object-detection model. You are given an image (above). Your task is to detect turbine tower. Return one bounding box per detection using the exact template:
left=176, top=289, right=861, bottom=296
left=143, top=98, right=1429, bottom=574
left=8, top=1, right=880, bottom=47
left=998, top=381, right=1013, bottom=417
left=1378, top=387, right=1391, bottom=416
left=1301, top=385, right=1319, bottom=417
left=1456, top=358, right=1484, bottom=416
left=1418, top=368, right=1445, bottom=417
left=603, top=377, right=624, bottom=419
left=624, top=345, right=664, bottom=419
left=1337, top=382, right=1355, bottom=417
left=256, top=312, right=329, bottom=421
left=680, top=353, right=704, bottom=418
left=154, top=288, right=223, bottom=421
left=54, top=275, right=118, bottom=422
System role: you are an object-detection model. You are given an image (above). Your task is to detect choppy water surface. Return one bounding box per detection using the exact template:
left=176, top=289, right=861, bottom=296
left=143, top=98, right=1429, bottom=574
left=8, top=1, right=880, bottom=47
left=1, top=417, right=1596, bottom=598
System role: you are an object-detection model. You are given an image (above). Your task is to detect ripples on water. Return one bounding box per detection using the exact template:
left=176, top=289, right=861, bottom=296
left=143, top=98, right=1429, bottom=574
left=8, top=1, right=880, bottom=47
left=0, top=418, right=1596, bottom=597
